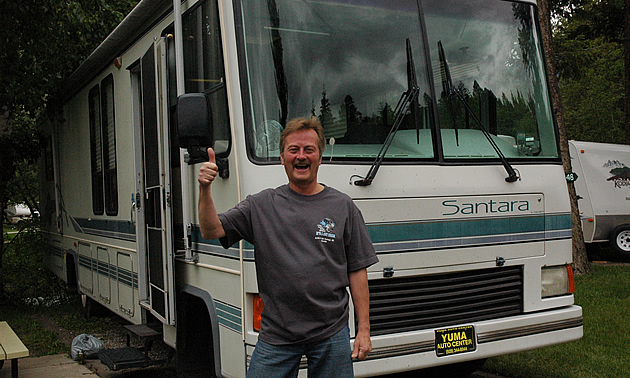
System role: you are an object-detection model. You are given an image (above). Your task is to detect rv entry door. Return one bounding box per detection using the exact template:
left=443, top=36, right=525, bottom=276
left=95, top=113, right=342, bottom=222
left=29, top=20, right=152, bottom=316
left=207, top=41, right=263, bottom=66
left=135, top=38, right=176, bottom=325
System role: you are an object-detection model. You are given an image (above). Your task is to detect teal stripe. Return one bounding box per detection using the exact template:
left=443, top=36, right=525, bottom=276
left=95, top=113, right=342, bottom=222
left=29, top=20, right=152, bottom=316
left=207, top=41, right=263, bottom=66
left=367, top=214, right=568, bottom=243
left=74, top=217, right=136, bottom=241
left=545, top=213, right=572, bottom=231
left=77, top=254, right=138, bottom=289
left=191, top=213, right=571, bottom=256
left=215, top=300, right=242, bottom=333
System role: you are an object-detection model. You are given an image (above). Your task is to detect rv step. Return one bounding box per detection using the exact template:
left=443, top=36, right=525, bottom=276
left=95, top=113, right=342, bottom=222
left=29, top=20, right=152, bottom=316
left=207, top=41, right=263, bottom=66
left=98, top=346, right=152, bottom=371
left=123, top=324, right=162, bottom=356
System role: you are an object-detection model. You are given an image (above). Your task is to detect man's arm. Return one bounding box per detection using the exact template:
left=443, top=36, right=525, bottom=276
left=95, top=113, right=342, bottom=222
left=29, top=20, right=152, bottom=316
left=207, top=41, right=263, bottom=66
left=349, top=268, right=371, bottom=360
left=198, top=148, right=226, bottom=240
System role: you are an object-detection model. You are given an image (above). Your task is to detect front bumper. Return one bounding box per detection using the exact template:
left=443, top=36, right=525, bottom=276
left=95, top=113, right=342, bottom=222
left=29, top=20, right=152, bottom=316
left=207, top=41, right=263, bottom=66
left=353, top=305, right=583, bottom=377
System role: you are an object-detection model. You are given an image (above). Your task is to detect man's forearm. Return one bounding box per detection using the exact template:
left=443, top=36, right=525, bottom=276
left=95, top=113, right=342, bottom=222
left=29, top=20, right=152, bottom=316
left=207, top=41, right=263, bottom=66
left=349, top=268, right=371, bottom=360
left=349, top=268, right=370, bottom=331
left=198, top=185, right=226, bottom=240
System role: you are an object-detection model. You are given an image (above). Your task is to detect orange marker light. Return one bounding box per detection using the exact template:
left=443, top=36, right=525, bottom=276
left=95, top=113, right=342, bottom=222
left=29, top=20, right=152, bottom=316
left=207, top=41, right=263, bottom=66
left=566, top=265, right=575, bottom=293
left=253, top=295, right=264, bottom=332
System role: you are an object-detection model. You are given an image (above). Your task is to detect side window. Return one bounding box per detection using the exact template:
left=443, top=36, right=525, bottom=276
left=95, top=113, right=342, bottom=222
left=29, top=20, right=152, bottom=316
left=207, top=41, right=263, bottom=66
left=89, top=85, right=104, bottom=215
left=101, top=75, right=118, bottom=216
left=88, top=75, right=118, bottom=216
left=181, top=0, right=231, bottom=151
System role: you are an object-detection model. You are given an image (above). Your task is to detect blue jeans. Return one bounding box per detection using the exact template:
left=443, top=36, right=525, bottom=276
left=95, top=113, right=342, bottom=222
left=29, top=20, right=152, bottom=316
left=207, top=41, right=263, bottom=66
left=247, top=326, right=354, bottom=378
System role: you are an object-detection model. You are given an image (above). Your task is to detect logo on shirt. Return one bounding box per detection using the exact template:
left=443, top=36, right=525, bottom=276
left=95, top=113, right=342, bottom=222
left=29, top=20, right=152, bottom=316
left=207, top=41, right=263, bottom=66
left=316, top=218, right=336, bottom=243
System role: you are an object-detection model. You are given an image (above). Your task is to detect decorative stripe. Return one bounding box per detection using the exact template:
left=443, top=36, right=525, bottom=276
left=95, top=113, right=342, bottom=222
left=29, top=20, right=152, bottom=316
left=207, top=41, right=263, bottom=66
left=214, top=300, right=242, bottom=334
left=44, top=244, right=64, bottom=259
left=77, top=254, right=138, bottom=289
left=190, top=225, right=255, bottom=260
left=73, top=217, right=136, bottom=241
left=190, top=213, right=571, bottom=258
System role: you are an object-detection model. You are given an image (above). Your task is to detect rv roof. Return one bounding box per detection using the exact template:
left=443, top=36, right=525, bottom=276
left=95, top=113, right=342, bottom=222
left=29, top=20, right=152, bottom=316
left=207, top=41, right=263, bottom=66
left=61, top=0, right=171, bottom=102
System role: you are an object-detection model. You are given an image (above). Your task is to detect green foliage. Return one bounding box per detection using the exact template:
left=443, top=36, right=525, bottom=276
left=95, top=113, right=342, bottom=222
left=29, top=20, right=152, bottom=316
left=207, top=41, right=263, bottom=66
left=0, top=0, right=139, bottom=114
left=552, top=0, right=625, bottom=144
left=483, top=264, right=630, bottom=377
left=2, top=219, right=66, bottom=302
left=560, top=39, right=624, bottom=143
left=0, top=0, right=138, bottom=305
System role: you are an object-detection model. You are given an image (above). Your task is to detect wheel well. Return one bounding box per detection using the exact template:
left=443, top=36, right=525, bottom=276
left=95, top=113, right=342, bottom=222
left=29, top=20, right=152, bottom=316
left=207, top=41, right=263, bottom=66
left=65, top=253, right=78, bottom=293
left=177, top=289, right=220, bottom=377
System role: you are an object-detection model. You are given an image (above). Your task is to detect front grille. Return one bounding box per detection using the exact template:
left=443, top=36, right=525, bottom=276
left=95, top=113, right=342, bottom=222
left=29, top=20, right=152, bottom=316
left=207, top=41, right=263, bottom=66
left=368, top=266, right=523, bottom=336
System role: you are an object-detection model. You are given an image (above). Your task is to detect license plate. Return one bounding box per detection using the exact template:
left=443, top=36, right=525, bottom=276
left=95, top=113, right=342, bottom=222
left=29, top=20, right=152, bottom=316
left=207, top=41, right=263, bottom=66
left=435, top=325, right=476, bottom=357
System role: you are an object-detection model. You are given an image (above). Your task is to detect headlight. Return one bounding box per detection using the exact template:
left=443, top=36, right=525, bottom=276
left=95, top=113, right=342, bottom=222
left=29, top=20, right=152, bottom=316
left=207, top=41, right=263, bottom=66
left=541, top=265, right=574, bottom=298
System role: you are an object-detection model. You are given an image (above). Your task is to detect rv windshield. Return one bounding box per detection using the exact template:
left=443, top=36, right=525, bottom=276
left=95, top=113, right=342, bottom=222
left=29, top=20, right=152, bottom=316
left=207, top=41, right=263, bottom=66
left=239, top=0, right=558, bottom=162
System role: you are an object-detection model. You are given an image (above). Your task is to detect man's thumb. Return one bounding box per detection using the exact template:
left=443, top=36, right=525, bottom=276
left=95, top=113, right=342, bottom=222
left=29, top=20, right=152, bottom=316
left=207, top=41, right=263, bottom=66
left=207, top=148, right=216, bottom=164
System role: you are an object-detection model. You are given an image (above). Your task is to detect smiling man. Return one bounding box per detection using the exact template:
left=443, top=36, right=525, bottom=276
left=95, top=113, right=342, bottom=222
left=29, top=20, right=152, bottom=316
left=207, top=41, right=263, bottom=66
left=198, top=117, right=378, bottom=377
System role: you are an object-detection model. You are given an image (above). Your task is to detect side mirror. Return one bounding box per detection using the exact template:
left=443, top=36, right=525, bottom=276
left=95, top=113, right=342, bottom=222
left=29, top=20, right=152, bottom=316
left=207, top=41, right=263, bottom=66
left=177, top=93, right=213, bottom=163
left=177, top=93, right=230, bottom=163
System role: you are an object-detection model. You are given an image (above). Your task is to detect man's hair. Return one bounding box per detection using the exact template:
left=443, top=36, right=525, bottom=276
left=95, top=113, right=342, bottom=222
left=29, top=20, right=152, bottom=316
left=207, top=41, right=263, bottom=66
left=279, top=117, right=326, bottom=156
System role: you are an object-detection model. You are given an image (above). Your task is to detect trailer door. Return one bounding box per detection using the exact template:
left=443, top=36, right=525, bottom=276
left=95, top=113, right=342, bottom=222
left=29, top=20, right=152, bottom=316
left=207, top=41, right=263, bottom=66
left=135, top=39, right=176, bottom=325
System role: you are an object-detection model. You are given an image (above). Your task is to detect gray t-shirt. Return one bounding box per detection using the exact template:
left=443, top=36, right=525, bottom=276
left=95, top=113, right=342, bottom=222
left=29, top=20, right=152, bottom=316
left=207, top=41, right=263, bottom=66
left=218, top=184, right=378, bottom=345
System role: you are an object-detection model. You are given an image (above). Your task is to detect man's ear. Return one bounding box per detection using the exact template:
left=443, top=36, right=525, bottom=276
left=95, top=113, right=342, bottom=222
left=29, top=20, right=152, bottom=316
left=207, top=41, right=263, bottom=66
left=280, top=152, right=285, bottom=165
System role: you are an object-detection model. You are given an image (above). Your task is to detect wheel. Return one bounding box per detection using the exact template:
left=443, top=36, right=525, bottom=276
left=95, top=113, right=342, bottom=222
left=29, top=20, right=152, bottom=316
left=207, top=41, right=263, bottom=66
left=610, top=225, right=630, bottom=260
left=80, top=294, right=104, bottom=318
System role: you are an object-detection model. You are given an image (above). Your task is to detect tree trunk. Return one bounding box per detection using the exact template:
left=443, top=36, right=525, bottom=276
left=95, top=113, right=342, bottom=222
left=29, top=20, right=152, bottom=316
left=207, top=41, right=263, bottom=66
left=538, top=0, right=590, bottom=274
left=0, top=186, right=6, bottom=303
left=625, top=0, right=630, bottom=144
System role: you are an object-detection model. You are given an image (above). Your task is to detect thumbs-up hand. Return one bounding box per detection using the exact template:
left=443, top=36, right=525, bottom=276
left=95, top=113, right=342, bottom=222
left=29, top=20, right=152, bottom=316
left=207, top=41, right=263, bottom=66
left=198, top=148, right=218, bottom=187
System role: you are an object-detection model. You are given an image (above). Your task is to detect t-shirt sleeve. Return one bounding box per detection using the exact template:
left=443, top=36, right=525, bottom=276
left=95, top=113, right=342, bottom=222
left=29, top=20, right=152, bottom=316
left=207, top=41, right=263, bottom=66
left=217, top=195, right=255, bottom=249
left=346, top=205, right=379, bottom=272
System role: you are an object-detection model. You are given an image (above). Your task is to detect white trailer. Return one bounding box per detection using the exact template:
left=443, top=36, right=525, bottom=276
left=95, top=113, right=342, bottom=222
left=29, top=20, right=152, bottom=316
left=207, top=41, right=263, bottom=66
left=569, top=140, right=630, bottom=258
left=40, top=0, right=583, bottom=376
left=4, top=204, right=32, bottom=224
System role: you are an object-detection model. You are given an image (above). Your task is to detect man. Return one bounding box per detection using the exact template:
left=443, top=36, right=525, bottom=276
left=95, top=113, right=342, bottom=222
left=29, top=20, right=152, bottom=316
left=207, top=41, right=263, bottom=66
left=198, top=117, right=378, bottom=377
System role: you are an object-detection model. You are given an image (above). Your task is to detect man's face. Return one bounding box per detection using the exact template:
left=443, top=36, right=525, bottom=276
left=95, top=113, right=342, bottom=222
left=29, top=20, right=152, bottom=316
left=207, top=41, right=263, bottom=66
left=280, top=129, right=322, bottom=191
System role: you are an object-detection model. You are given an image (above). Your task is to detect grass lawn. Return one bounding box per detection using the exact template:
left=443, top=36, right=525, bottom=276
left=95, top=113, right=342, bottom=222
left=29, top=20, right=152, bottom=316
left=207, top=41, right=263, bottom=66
left=0, top=297, right=128, bottom=357
left=482, top=264, right=630, bottom=378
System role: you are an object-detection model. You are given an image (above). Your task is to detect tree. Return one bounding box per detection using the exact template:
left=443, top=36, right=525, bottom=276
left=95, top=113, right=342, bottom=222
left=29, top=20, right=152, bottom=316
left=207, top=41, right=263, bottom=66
left=625, top=0, right=630, bottom=144
left=0, top=0, right=139, bottom=302
left=552, top=0, right=625, bottom=143
left=538, top=0, right=590, bottom=274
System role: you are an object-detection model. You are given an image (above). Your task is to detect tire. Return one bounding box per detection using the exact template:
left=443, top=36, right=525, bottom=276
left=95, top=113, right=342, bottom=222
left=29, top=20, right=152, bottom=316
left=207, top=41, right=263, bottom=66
left=610, top=225, right=630, bottom=260
left=80, top=294, right=104, bottom=318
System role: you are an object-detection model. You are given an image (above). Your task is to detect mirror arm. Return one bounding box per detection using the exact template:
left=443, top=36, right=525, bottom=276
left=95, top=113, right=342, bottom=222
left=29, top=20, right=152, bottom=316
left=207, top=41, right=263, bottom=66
left=217, top=158, right=229, bottom=179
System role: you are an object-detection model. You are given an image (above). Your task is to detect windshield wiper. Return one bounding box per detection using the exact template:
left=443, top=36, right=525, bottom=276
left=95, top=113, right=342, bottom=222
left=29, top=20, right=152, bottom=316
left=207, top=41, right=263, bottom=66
left=437, top=41, right=520, bottom=183
left=353, top=39, right=420, bottom=186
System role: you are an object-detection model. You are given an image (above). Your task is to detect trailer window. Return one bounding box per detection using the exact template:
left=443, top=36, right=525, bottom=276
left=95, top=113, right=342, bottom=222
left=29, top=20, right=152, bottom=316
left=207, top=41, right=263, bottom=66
left=88, top=75, right=118, bottom=216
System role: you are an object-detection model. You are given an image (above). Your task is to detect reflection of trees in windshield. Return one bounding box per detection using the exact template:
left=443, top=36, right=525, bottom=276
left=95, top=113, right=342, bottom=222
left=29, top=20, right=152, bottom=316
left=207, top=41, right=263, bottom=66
left=437, top=81, right=538, bottom=140
left=242, top=0, right=557, bottom=159
left=431, top=2, right=543, bottom=148
left=311, top=88, right=425, bottom=145
left=268, top=0, right=288, bottom=127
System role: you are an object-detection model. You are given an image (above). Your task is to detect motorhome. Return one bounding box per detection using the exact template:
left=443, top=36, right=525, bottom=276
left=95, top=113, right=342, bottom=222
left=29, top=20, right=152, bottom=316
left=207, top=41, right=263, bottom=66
left=569, top=140, right=630, bottom=259
left=41, top=0, right=583, bottom=376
